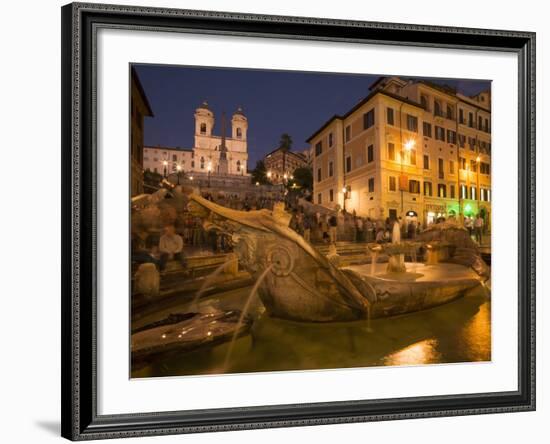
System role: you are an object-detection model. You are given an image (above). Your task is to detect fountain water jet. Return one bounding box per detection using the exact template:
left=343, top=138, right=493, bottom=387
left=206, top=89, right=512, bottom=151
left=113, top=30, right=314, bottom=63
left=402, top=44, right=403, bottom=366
left=189, top=257, right=238, bottom=311
left=367, top=244, right=382, bottom=276
left=222, top=265, right=274, bottom=372
left=411, top=248, right=418, bottom=274
left=392, top=220, right=401, bottom=243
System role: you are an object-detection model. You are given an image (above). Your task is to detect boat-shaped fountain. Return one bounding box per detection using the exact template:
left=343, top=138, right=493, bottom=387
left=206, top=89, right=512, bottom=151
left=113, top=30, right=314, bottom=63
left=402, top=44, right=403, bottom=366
left=185, top=194, right=488, bottom=322
left=130, top=191, right=490, bottom=370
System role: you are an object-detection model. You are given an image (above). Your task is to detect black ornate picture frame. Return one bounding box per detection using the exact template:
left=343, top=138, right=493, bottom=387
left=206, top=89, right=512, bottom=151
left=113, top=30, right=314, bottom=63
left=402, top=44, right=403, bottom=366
left=61, top=2, right=535, bottom=440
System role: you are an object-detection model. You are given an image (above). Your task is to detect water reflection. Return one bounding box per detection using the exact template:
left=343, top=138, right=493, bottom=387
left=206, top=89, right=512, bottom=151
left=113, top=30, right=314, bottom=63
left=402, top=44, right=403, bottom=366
left=383, top=339, right=441, bottom=366
left=133, top=286, right=490, bottom=378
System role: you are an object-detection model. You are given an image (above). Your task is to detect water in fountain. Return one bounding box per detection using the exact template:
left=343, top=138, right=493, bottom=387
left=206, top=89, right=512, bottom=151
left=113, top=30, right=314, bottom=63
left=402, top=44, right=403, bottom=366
left=391, top=220, right=406, bottom=272
left=392, top=220, right=401, bottom=244
left=222, top=265, right=274, bottom=372
left=189, top=257, right=238, bottom=311
left=370, top=250, right=379, bottom=276
left=411, top=248, right=418, bottom=274
left=366, top=305, right=373, bottom=333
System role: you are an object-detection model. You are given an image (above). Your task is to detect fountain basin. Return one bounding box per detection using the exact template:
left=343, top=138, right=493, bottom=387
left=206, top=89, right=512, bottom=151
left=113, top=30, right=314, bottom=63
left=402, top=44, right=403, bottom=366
left=343, top=262, right=482, bottom=318
left=183, top=194, right=488, bottom=324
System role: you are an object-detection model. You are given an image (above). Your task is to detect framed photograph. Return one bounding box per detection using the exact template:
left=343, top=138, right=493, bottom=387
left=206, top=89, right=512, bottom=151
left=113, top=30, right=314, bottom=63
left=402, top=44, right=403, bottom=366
left=61, top=2, right=535, bottom=440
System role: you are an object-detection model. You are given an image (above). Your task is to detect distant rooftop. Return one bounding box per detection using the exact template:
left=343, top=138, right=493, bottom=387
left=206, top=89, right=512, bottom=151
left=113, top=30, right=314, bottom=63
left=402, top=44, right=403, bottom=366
left=144, top=145, right=193, bottom=152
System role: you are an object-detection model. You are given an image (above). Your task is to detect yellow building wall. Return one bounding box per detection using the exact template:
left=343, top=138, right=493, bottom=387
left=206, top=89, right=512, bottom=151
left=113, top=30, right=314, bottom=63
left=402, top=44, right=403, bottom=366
left=311, top=83, right=491, bottom=228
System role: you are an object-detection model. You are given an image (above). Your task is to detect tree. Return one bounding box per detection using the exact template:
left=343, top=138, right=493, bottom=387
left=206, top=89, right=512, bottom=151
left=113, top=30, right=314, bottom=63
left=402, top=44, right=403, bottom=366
left=143, top=169, right=163, bottom=193
left=279, top=133, right=293, bottom=151
left=250, top=160, right=269, bottom=185
left=289, top=167, right=313, bottom=193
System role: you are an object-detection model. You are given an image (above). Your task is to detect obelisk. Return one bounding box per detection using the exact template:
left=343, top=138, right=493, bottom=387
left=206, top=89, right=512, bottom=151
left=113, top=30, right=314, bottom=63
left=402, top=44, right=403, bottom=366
left=218, top=112, right=229, bottom=174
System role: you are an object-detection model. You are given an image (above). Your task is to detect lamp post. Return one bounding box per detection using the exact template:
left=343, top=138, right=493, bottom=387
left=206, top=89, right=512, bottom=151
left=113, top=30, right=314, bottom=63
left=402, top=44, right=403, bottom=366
left=465, top=162, right=471, bottom=218
left=342, top=185, right=350, bottom=211
left=400, top=139, right=415, bottom=216
left=207, top=162, right=212, bottom=187
left=162, top=160, right=168, bottom=178
left=476, top=155, right=481, bottom=215
left=176, top=164, right=182, bottom=185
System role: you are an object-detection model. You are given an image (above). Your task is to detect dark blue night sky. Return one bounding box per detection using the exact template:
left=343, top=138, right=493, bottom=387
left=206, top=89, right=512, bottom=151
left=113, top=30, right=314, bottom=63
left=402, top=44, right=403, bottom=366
left=134, top=64, right=490, bottom=166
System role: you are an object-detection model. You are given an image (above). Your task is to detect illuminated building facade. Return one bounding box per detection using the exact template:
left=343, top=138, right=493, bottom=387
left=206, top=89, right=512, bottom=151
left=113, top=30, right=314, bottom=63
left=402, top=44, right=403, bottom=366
left=143, top=101, right=248, bottom=178
left=263, top=147, right=308, bottom=184
left=308, top=76, right=491, bottom=228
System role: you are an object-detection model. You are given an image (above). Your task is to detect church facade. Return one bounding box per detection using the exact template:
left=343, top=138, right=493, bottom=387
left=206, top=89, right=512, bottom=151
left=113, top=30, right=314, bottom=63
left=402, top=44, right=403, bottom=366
left=143, top=101, right=249, bottom=177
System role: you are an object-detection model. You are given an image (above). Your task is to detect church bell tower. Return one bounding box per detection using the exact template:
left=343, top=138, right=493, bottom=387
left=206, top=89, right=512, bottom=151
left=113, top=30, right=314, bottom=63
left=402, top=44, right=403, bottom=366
left=194, top=101, right=214, bottom=137
left=231, top=107, right=248, bottom=140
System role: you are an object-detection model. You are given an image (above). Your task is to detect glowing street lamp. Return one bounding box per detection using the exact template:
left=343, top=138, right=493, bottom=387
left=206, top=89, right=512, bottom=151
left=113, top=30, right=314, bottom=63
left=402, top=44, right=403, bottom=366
left=162, top=159, right=168, bottom=178
left=175, top=163, right=182, bottom=185
left=342, top=185, right=350, bottom=211
left=404, top=139, right=415, bottom=151
left=400, top=139, right=415, bottom=215
left=206, top=161, right=213, bottom=187
left=475, top=156, right=481, bottom=210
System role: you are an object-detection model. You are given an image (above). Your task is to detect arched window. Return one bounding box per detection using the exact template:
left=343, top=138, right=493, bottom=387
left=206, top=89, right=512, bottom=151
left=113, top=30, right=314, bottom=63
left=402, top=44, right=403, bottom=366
left=200, top=157, right=205, bottom=169
left=236, top=160, right=241, bottom=171
left=236, top=127, right=242, bottom=138
left=200, top=123, right=206, bottom=134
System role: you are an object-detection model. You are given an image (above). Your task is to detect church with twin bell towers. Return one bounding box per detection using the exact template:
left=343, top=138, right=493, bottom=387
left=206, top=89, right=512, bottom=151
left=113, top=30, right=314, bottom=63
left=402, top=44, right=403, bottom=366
left=143, top=101, right=249, bottom=178
left=193, top=101, right=249, bottom=175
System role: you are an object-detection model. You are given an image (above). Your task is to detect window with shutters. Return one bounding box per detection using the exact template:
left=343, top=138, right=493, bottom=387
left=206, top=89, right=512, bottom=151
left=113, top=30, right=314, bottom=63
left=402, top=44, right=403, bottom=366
left=387, top=107, right=394, bottom=125
left=423, top=122, right=432, bottom=138
left=367, top=144, right=374, bottom=163
left=388, top=142, right=395, bottom=160
left=363, top=109, right=375, bottom=129
left=389, top=176, right=397, bottom=192
left=406, top=114, right=418, bottom=132
left=368, top=177, right=375, bottom=193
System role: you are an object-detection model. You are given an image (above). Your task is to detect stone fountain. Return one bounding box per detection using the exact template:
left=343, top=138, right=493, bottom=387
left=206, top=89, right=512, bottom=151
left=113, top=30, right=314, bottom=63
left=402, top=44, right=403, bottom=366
left=130, top=192, right=490, bottom=367
left=185, top=194, right=488, bottom=322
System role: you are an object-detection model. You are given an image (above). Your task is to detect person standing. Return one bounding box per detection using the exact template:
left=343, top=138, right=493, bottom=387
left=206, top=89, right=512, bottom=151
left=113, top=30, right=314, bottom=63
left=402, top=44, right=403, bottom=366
left=329, top=213, right=338, bottom=244
left=303, top=215, right=312, bottom=243
left=474, top=214, right=484, bottom=245
left=375, top=227, right=385, bottom=243
left=464, top=216, right=474, bottom=239
left=355, top=216, right=364, bottom=242
left=399, top=216, right=406, bottom=239
left=321, top=215, right=329, bottom=243
left=365, top=218, right=374, bottom=242
left=407, top=220, right=417, bottom=240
